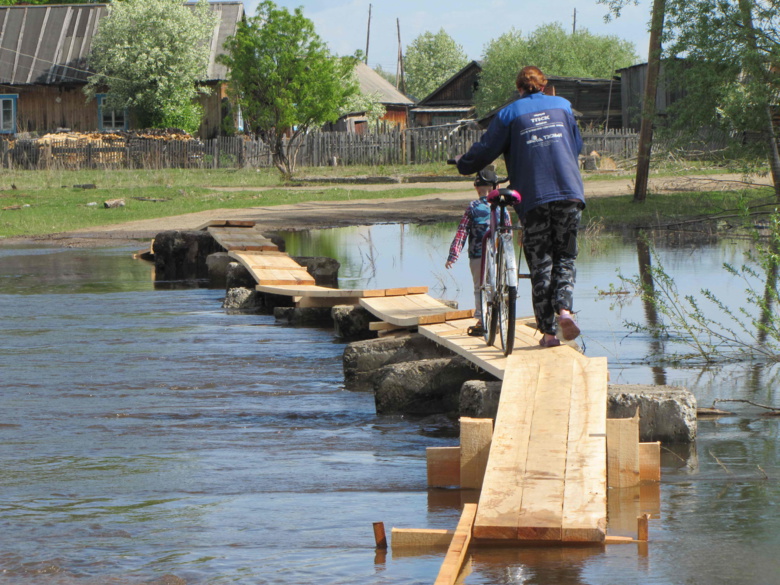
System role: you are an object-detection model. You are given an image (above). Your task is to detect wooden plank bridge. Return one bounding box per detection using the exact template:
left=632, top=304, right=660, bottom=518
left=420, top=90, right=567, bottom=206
left=199, top=221, right=657, bottom=581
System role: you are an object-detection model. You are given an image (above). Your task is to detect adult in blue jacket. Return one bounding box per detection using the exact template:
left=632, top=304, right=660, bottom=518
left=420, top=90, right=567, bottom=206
left=456, top=66, right=584, bottom=347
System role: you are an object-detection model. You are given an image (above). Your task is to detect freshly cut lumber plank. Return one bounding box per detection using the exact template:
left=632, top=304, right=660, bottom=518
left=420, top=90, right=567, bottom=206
left=474, top=357, right=538, bottom=539
left=427, top=446, right=461, bottom=487
left=359, top=294, right=453, bottom=326
left=419, top=319, right=509, bottom=379
left=459, top=418, right=492, bottom=490
left=369, top=321, right=408, bottom=332
left=562, top=357, right=608, bottom=542
left=515, top=355, right=575, bottom=541
left=607, top=412, right=640, bottom=488
left=639, top=442, right=661, bottom=482
left=392, top=528, right=454, bottom=548
left=434, top=504, right=477, bottom=585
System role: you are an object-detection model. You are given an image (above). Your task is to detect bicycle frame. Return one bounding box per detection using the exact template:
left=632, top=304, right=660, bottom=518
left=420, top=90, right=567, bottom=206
left=479, top=188, right=521, bottom=354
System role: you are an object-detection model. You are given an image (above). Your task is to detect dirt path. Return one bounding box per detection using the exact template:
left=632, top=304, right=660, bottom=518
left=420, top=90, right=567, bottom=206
left=5, top=173, right=772, bottom=248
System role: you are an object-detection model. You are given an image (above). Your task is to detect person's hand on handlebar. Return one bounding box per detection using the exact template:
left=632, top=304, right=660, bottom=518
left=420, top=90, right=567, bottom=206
left=446, top=155, right=462, bottom=165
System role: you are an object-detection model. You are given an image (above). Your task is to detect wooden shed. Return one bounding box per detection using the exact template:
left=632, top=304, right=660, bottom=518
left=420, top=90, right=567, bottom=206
left=0, top=2, right=243, bottom=139
left=411, top=60, right=482, bottom=127
left=615, top=62, right=686, bottom=131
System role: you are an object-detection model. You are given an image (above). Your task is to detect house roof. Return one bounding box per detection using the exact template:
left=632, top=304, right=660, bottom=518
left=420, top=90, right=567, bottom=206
left=354, top=61, right=414, bottom=106
left=0, top=2, right=243, bottom=86
left=416, top=60, right=482, bottom=107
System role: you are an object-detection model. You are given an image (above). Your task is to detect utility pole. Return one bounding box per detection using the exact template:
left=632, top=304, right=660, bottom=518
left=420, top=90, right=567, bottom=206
left=364, top=4, right=371, bottom=64
left=572, top=8, right=576, bottom=34
left=633, top=0, right=666, bottom=203
left=396, top=18, right=406, bottom=94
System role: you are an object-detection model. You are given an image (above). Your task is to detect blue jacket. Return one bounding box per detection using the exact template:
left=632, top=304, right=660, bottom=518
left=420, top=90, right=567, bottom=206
left=457, top=92, right=585, bottom=220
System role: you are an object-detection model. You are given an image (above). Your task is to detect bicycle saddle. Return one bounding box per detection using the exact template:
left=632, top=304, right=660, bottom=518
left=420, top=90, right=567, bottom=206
left=487, top=188, right=521, bottom=205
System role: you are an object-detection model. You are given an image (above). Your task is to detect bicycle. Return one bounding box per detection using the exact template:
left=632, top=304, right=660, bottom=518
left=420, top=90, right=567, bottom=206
left=448, top=162, right=522, bottom=356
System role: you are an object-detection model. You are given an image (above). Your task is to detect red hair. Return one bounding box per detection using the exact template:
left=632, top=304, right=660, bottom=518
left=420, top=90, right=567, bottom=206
left=516, top=66, right=547, bottom=94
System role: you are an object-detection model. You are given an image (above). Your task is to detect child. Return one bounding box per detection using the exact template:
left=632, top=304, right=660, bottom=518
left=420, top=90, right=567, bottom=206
left=445, top=168, right=501, bottom=337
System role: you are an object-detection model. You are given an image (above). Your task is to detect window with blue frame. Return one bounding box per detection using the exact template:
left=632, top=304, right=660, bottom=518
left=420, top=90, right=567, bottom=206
left=0, top=95, right=17, bottom=134
left=96, top=94, right=128, bottom=131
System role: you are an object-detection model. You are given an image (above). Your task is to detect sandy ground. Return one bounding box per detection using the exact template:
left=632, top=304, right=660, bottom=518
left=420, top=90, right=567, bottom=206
left=2, top=173, right=772, bottom=248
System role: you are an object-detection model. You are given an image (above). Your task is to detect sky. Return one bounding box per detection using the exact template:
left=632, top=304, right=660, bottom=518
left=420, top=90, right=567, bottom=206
left=242, top=0, right=653, bottom=73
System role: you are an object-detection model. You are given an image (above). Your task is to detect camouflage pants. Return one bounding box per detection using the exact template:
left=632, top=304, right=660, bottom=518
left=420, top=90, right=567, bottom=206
left=521, top=200, right=583, bottom=335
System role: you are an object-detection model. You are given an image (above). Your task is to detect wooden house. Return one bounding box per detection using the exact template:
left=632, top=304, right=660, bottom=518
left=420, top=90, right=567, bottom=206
left=478, top=74, right=623, bottom=130
left=328, top=61, right=413, bottom=132
left=411, top=60, right=482, bottom=127
left=0, top=2, right=243, bottom=139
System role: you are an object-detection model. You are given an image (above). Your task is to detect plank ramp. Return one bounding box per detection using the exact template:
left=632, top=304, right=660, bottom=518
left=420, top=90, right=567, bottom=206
left=208, top=226, right=279, bottom=252
left=473, top=351, right=608, bottom=542
left=229, top=250, right=316, bottom=286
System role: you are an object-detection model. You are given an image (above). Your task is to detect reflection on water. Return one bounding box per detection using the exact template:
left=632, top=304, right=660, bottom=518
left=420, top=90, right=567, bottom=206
left=0, top=230, right=778, bottom=584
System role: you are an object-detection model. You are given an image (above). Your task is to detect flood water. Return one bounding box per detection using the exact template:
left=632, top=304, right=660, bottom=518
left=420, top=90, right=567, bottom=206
left=0, top=224, right=779, bottom=584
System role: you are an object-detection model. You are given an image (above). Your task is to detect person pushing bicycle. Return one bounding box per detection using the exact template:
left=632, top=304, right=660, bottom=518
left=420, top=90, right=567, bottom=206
left=454, top=65, right=585, bottom=348
left=445, top=167, right=509, bottom=337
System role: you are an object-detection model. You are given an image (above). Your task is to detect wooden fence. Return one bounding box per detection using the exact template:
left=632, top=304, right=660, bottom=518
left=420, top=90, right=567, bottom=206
left=0, top=127, right=647, bottom=171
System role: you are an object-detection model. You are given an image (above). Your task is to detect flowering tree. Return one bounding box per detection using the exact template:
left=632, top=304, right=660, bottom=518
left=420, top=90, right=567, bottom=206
left=86, top=0, right=217, bottom=134
left=404, top=29, right=469, bottom=101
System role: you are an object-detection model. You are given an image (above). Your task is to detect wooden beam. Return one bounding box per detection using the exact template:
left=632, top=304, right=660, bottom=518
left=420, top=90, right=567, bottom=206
left=606, top=412, right=640, bottom=488
left=459, top=418, right=492, bottom=490
left=391, top=528, right=454, bottom=548
left=373, top=522, right=387, bottom=549
left=637, top=513, right=651, bottom=541
left=368, top=321, right=408, bottom=331
left=434, top=504, right=477, bottom=585
left=639, top=441, right=661, bottom=482
left=427, top=446, right=461, bottom=487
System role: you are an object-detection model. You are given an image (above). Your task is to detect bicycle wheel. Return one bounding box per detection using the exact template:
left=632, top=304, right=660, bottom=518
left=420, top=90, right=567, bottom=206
left=479, top=238, right=498, bottom=347
left=496, top=237, right=517, bottom=356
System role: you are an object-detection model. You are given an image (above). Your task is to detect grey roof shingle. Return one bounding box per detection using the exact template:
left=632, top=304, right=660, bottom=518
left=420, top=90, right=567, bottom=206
left=0, top=2, right=243, bottom=86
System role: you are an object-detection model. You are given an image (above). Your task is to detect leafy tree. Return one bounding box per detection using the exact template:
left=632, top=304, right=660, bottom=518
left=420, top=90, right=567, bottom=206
left=475, top=23, right=637, bottom=115
left=661, top=0, right=780, bottom=198
left=85, top=0, right=217, bottom=134
left=219, top=1, right=357, bottom=178
left=404, top=29, right=469, bottom=101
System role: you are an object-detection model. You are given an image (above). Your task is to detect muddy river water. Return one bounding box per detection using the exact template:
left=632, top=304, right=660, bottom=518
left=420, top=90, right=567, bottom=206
left=0, top=224, right=778, bottom=584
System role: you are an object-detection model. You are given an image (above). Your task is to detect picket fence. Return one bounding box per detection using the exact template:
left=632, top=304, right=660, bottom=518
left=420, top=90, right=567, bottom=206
left=0, top=127, right=645, bottom=171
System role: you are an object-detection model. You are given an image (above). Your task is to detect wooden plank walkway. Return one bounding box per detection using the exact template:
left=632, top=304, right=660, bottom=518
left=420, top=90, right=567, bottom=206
left=200, top=219, right=608, bottom=545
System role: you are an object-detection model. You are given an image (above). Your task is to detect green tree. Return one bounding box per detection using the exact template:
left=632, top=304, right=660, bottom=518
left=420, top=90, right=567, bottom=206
left=85, top=0, right=217, bottom=134
left=219, top=1, right=357, bottom=178
left=374, top=64, right=397, bottom=87
left=404, top=29, right=469, bottom=101
left=475, top=23, right=637, bottom=115
left=661, top=0, right=780, bottom=199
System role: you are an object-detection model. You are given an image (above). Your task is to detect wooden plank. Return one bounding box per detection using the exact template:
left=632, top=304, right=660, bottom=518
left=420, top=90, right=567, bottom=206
left=562, top=358, right=608, bottom=542
left=419, top=319, right=509, bottom=380
left=392, top=528, right=454, bottom=548
left=607, top=412, right=641, bottom=488
left=433, top=504, right=477, bottom=585
left=445, top=309, right=475, bottom=321
left=459, top=418, right=493, bottom=490
left=296, top=296, right=360, bottom=308
left=639, top=441, right=661, bottom=482
left=515, top=355, right=575, bottom=541
left=427, top=446, right=461, bottom=487
left=474, top=357, right=538, bottom=539
left=360, top=294, right=453, bottom=327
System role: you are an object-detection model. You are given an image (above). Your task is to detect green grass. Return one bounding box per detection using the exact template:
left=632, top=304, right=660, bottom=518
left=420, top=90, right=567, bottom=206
left=585, top=187, right=776, bottom=229
left=0, top=181, right=448, bottom=237
left=0, top=164, right=773, bottom=238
